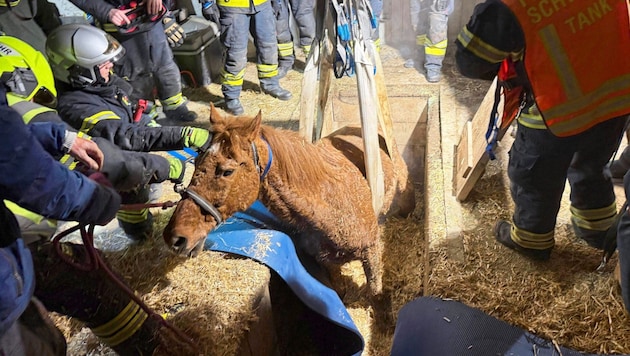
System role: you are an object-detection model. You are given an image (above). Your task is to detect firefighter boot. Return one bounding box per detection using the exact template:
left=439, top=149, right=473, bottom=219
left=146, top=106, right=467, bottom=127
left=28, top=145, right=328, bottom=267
left=277, top=65, right=291, bottom=80
left=261, top=84, right=292, bottom=101
left=117, top=187, right=153, bottom=241
left=494, top=220, right=552, bottom=261
left=225, top=98, right=244, bottom=115
left=164, top=104, right=197, bottom=122
left=118, top=211, right=154, bottom=242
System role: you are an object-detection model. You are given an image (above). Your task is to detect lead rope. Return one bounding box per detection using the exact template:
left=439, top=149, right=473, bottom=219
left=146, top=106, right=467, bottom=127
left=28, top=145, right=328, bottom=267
left=52, top=203, right=198, bottom=351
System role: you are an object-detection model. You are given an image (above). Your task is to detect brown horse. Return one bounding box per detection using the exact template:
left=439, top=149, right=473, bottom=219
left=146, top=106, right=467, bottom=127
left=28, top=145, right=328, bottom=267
left=164, top=104, right=415, bottom=296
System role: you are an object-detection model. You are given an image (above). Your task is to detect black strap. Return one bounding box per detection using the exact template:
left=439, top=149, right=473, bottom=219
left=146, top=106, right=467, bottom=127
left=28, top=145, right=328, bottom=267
left=174, top=185, right=223, bottom=224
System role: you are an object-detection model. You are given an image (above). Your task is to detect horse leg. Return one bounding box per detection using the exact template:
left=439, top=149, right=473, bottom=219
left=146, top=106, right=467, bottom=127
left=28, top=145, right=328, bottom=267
left=362, top=236, right=384, bottom=297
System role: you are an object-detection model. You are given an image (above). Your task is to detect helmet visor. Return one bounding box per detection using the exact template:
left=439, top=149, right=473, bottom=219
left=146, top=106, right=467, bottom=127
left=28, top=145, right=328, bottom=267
left=1, top=68, right=57, bottom=107
left=32, top=86, right=57, bottom=108
left=104, top=34, right=126, bottom=63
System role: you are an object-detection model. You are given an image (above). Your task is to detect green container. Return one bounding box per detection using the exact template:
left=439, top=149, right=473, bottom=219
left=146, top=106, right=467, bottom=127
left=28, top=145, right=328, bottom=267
left=172, top=16, right=225, bottom=86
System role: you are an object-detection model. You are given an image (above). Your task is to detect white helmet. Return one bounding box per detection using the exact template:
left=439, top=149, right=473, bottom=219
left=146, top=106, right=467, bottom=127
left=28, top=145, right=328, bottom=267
left=46, top=23, right=126, bottom=88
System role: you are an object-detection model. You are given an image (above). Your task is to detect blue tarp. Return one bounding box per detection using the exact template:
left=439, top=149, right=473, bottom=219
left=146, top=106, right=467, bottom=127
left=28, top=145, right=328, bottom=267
left=204, top=200, right=364, bottom=355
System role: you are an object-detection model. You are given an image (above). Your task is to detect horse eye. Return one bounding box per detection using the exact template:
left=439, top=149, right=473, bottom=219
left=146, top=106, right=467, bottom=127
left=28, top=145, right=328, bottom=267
left=223, top=170, right=234, bottom=177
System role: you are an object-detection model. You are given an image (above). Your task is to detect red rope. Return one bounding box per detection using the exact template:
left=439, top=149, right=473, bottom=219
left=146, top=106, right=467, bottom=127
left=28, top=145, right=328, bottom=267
left=180, top=70, right=198, bottom=88
left=51, top=200, right=197, bottom=350
left=119, top=200, right=178, bottom=211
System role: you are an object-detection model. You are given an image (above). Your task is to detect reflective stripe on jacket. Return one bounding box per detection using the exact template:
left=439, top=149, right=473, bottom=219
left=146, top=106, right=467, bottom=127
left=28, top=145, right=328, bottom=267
left=502, top=0, right=630, bottom=137
left=218, top=0, right=268, bottom=10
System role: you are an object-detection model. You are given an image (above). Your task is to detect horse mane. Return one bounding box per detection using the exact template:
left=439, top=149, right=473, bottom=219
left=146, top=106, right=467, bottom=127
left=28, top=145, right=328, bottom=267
left=259, top=124, right=344, bottom=192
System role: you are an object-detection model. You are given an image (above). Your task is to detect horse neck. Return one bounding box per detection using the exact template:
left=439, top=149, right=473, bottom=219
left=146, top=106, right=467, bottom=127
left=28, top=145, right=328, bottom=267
left=258, top=126, right=334, bottom=198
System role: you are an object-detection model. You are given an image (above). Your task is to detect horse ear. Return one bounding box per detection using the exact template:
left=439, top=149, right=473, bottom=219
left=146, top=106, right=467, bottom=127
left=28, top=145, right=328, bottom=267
left=209, top=102, right=225, bottom=127
left=248, top=110, right=263, bottom=140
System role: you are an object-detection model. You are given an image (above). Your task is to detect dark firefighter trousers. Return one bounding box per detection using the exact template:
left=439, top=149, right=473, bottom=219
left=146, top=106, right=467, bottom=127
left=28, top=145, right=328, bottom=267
left=508, top=116, right=627, bottom=246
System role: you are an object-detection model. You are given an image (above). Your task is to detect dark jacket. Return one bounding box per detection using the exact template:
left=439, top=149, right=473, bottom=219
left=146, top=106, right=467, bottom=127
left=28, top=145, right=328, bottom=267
left=455, top=0, right=524, bottom=81
left=0, top=86, right=120, bottom=245
left=57, top=77, right=186, bottom=152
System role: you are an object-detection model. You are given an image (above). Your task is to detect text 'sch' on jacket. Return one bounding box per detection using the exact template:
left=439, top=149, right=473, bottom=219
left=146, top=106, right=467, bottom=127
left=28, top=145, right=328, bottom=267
left=503, top=0, right=630, bottom=137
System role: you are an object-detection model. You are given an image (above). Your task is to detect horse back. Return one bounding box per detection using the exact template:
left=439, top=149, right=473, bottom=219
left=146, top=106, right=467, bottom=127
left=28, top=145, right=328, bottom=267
left=321, top=126, right=416, bottom=219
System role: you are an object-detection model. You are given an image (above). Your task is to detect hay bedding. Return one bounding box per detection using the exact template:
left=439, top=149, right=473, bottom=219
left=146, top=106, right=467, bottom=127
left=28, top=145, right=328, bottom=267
left=56, top=208, right=271, bottom=356
left=54, top=46, right=630, bottom=355
left=427, top=140, right=630, bottom=355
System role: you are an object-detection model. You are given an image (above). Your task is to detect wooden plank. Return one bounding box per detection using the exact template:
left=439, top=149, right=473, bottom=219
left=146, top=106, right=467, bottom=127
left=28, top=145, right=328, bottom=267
left=354, top=39, right=385, bottom=214
left=298, top=46, right=320, bottom=142
left=384, top=0, right=413, bottom=47
left=237, top=285, right=277, bottom=355
left=316, top=13, right=336, bottom=139
left=454, top=120, right=472, bottom=180
left=374, top=53, right=395, bottom=157
left=453, top=78, right=502, bottom=202
left=298, top=0, right=330, bottom=142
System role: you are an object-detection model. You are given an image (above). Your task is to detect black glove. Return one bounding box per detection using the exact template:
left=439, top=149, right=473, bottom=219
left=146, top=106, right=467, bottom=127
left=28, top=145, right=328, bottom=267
left=84, top=173, right=122, bottom=226
left=201, top=0, right=220, bottom=24
left=163, top=16, right=185, bottom=48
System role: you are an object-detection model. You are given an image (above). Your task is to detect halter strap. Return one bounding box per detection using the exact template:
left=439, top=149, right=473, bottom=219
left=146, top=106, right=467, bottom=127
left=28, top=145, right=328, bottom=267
left=174, top=185, right=223, bottom=224
left=252, top=138, right=273, bottom=181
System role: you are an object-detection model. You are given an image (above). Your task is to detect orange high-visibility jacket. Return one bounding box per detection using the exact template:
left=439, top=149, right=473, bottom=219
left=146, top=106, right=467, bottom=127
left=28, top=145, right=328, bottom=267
left=503, top=0, right=630, bottom=136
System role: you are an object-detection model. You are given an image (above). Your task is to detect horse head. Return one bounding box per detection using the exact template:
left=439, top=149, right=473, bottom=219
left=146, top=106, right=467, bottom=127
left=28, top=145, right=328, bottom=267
left=163, top=104, right=268, bottom=256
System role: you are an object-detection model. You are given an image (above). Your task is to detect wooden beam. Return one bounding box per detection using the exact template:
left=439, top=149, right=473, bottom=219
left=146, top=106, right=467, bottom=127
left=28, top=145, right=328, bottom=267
left=298, top=46, right=320, bottom=142
left=374, top=53, right=395, bottom=157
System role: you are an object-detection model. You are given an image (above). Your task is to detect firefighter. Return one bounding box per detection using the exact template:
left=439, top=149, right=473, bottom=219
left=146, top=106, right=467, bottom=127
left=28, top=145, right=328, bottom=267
left=0, top=82, right=193, bottom=355
left=271, top=0, right=315, bottom=78
left=0, top=0, right=61, bottom=54
left=455, top=0, right=630, bottom=266
left=370, top=0, right=382, bottom=51
left=217, top=0, right=293, bottom=115
left=69, top=0, right=198, bottom=122
left=404, top=0, right=453, bottom=83
left=0, top=81, right=120, bottom=355
left=45, top=24, right=214, bottom=240
left=618, top=173, right=630, bottom=315
left=0, top=25, right=210, bottom=240
left=0, top=36, right=211, bottom=243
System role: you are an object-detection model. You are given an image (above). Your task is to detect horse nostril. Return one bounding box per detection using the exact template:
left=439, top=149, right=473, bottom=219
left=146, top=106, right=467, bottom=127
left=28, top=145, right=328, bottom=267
left=173, top=236, right=188, bottom=251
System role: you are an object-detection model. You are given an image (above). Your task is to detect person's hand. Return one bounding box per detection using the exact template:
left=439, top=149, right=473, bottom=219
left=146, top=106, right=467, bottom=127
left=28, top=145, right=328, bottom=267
left=69, top=137, right=104, bottom=171
left=182, top=127, right=212, bottom=151
left=87, top=173, right=121, bottom=225
left=144, top=0, right=162, bottom=15
left=108, top=8, right=132, bottom=26
left=163, top=16, right=185, bottom=47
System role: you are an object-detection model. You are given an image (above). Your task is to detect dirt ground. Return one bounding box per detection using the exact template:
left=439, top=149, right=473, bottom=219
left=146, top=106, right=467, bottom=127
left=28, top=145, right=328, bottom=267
left=55, top=42, right=630, bottom=355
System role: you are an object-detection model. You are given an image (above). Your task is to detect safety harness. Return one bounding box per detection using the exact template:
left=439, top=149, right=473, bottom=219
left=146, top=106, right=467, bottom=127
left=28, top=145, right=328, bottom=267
left=329, top=0, right=377, bottom=78
left=485, top=58, right=527, bottom=160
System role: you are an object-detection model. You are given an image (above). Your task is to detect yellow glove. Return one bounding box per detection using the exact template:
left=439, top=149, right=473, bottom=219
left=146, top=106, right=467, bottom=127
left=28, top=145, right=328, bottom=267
left=163, top=16, right=185, bottom=48
left=182, top=127, right=212, bottom=152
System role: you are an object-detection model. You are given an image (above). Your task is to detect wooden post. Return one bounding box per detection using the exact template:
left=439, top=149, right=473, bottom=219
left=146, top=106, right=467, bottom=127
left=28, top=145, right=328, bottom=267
left=300, top=0, right=387, bottom=213
left=317, top=27, right=335, bottom=138
left=373, top=53, right=395, bottom=157
left=298, top=45, right=320, bottom=142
